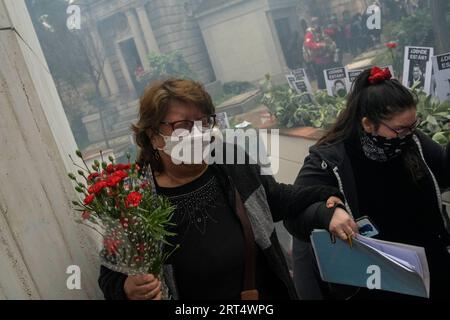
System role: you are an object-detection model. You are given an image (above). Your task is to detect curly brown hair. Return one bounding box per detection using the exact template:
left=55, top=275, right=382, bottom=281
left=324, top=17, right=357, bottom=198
left=132, top=78, right=215, bottom=173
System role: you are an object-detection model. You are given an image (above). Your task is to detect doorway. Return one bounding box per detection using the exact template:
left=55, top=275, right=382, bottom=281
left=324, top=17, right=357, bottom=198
left=119, top=38, right=143, bottom=94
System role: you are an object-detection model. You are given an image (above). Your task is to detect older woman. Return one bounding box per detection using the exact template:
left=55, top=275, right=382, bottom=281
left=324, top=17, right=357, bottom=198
left=98, top=78, right=343, bottom=300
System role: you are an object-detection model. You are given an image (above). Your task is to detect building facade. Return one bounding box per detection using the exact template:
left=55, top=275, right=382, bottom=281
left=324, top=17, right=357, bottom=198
left=80, top=0, right=303, bottom=98
left=80, top=0, right=215, bottom=99
left=195, top=0, right=300, bottom=84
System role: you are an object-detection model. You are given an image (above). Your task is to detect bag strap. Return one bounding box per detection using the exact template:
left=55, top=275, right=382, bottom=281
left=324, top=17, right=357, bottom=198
left=234, top=189, right=259, bottom=300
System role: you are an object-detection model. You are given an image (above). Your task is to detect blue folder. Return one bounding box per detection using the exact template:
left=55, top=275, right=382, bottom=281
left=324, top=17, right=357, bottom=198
left=310, top=230, right=430, bottom=298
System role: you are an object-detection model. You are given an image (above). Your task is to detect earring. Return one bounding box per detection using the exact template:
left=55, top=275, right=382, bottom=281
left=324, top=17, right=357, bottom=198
left=153, top=148, right=161, bottom=161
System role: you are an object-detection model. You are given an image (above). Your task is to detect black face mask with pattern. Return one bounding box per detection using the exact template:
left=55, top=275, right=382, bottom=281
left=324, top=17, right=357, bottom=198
left=360, top=131, right=413, bottom=162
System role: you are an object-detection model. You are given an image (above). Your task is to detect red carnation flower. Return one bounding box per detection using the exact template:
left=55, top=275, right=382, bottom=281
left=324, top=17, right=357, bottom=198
left=385, top=41, right=398, bottom=49
left=106, top=175, right=122, bottom=188
left=87, top=172, right=100, bottom=181
left=105, top=170, right=128, bottom=187
left=83, top=194, right=95, bottom=205
left=106, top=164, right=115, bottom=174
left=112, top=170, right=128, bottom=180
left=88, top=181, right=107, bottom=194
left=125, top=191, right=143, bottom=208
left=115, top=164, right=131, bottom=171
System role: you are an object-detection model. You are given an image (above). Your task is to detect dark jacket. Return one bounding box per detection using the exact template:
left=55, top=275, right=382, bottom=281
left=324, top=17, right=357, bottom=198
left=285, top=130, right=450, bottom=241
left=98, top=147, right=343, bottom=300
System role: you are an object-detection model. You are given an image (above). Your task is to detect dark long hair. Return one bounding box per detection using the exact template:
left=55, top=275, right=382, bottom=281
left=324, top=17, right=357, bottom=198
left=317, top=68, right=424, bottom=181
left=318, top=68, right=418, bottom=145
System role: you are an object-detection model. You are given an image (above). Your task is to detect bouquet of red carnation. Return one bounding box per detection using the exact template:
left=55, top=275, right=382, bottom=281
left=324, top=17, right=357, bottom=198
left=68, top=150, right=177, bottom=295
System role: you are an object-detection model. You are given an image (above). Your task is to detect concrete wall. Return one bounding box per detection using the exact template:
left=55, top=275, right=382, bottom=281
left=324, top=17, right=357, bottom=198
left=0, top=0, right=102, bottom=299
left=270, top=134, right=316, bottom=184
left=266, top=133, right=317, bottom=251
left=196, top=0, right=290, bottom=83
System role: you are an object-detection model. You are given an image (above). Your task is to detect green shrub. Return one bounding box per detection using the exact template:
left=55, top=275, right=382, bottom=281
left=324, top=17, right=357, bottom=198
left=260, top=74, right=345, bottom=129
left=412, top=82, right=450, bottom=145
left=261, top=75, right=450, bottom=145
left=146, top=51, right=197, bottom=81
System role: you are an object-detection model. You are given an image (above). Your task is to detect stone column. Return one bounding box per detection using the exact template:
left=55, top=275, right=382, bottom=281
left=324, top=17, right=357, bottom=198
left=89, top=24, right=120, bottom=96
left=136, top=4, right=160, bottom=54
left=125, top=9, right=150, bottom=70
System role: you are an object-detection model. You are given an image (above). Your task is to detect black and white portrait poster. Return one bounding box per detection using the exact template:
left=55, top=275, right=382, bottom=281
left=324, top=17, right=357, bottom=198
left=345, top=68, right=363, bottom=89
left=402, top=46, right=434, bottom=94
left=324, top=67, right=349, bottom=97
left=291, top=68, right=313, bottom=95
left=293, top=80, right=313, bottom=103
left=432, top=52, right=450, bottom=101
left=291, top=68, right=307, bottom=80
left=286, top=74, right=297, bottom=90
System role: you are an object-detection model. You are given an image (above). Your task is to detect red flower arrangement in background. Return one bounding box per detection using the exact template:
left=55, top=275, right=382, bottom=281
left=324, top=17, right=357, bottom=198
left=385, top=41, right=399, bottom=76
left=385, top=41, right=398, bottom=49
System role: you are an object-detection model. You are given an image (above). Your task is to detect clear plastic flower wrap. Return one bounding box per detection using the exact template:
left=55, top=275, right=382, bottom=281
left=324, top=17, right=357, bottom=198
left=68, top=151, right=177, bottom=299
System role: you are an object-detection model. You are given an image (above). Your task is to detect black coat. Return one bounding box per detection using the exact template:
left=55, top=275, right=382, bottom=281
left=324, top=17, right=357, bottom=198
left=284, top=130, right=450, bottom=299
left=285, top=130, right=450, bottom=241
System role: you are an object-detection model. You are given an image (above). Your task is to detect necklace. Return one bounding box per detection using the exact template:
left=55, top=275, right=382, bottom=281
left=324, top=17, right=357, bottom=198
left=167, top=175, right=220, bottom=236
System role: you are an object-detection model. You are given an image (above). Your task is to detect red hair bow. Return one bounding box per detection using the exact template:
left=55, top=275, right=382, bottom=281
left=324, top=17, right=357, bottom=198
left=368, top=66, right=392, bottom=84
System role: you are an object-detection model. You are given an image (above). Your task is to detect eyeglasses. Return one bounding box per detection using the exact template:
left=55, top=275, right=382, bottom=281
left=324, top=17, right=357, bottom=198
left=379, top=118, right=421, bottom=138
left=160, top=114, right=216, bottom=132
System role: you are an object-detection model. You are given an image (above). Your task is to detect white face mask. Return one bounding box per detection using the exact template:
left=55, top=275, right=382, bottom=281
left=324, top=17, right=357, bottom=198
left=158, top=125, right=221, bottom=164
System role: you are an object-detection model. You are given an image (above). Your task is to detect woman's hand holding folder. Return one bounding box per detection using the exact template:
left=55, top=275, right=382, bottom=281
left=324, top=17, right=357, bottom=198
left=326, top=196, right=359, bottom=245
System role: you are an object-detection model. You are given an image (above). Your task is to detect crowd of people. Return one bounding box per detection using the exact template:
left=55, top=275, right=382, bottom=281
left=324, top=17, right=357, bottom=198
left=300, top=10, right=380, bottom=89
left=294, top=1, right=424, bottom=90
